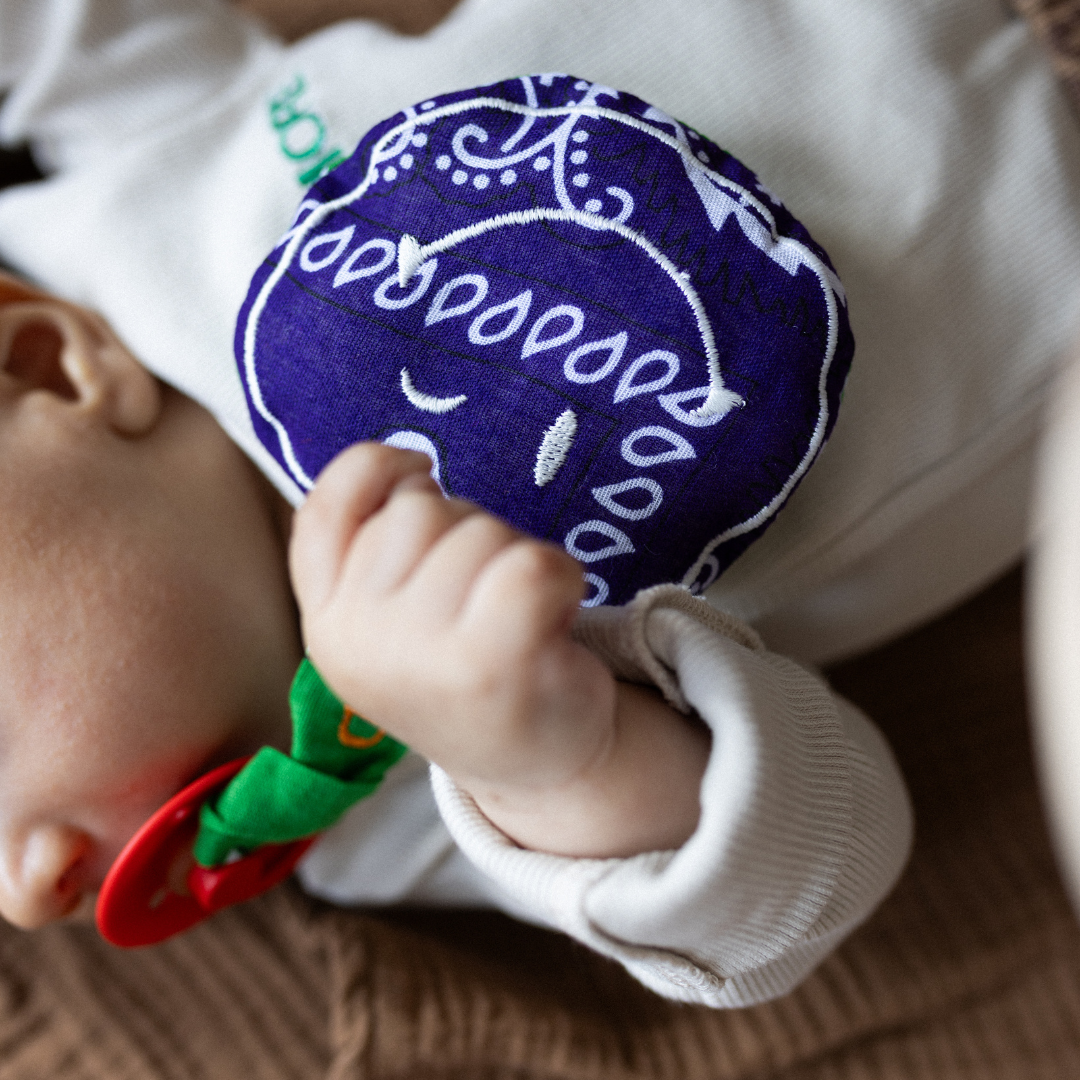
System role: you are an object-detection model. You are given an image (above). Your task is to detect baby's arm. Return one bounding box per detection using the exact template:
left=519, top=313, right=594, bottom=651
left=291, top=441, right=710, bottom=858
left=293, top=442, right=913, bottom=1006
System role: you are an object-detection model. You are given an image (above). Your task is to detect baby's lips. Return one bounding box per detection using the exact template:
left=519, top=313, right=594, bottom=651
left=95, top=757, right=314, bottom=948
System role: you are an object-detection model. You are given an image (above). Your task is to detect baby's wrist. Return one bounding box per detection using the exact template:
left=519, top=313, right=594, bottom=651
left=453, top=683, right=709, bottom=859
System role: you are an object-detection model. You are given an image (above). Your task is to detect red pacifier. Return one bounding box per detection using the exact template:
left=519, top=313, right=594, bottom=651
left=95, top=758, right=314, bottom=948
left=95, top=659, right=407, bottom=947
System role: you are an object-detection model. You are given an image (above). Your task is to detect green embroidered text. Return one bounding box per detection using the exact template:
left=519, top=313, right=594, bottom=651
left=269, top=75, right=345, bottom=186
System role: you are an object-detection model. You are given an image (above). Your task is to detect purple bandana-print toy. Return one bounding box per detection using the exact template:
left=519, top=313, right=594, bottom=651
left=237, top=75, right=853, bottom=606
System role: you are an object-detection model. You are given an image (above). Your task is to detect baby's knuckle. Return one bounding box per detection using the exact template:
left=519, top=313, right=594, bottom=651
left=393, top=484, right=448, bottom=525
left=325, top=439, right=379, bottom=478
left=358, top=441, right=407, bottom=484
left=466, top=512, right=515, bottom=546
left=512, top=539, right=575, bottom=582
left=335, top=441, right=413, bottom=485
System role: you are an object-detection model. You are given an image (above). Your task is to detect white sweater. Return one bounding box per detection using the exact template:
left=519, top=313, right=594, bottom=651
left=0, top=0, right=1070, bottom=1004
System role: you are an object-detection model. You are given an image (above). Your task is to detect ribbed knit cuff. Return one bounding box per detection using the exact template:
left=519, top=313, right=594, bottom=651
left=432, top=588, right=912, bottom=1007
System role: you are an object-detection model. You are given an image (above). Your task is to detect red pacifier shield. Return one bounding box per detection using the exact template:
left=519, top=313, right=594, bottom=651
left=96, top=757, right=314, bottom=947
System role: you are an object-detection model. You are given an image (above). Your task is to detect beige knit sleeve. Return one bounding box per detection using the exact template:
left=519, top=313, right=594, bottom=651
left=431, top=586, right=913, bottom=1007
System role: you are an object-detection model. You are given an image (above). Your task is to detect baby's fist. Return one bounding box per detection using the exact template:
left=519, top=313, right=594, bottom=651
left=288, top=443, right=617, bottom=793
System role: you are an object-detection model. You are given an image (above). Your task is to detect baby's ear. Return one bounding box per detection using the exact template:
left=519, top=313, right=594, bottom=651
left=0, top=276, right=161, bottom=436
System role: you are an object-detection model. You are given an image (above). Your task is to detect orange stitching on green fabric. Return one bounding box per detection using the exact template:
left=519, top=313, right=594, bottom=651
left=338, top=708, right=387, bottom=749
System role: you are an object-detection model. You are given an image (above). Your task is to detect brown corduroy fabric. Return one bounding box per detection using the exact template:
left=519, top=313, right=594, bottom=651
left=1, top=568, right=1079, bottom=1079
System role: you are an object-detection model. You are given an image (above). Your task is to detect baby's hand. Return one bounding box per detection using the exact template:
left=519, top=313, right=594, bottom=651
left=290, top=443, right=707, bottom=857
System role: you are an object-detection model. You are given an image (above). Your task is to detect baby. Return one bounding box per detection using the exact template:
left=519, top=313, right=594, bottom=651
left=0, top=250, right=707, bottom=873
left=0, top=0, right=1075, bottom=1007
left=0, top=250, right=908, bottom=1009
left=0, top=6, right=910, bottom=1006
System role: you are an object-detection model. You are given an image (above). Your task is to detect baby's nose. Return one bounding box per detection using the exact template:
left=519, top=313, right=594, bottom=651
left=0, top=824, right=91, bottom=929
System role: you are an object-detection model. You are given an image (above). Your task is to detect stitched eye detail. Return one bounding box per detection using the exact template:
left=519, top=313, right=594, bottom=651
left=240, top=74, right=852, bottom=607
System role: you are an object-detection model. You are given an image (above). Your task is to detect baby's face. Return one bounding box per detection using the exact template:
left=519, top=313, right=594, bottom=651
left=0, top=278, right=301, bottom=928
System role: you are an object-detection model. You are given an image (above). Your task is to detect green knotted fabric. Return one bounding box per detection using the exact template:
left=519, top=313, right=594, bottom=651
left=193, top=658, right=408, bottom=867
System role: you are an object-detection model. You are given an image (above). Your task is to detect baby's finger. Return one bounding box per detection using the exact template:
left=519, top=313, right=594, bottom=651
left=290, top=442, right=436, bottom=611
left=340, top=481, right=481, bottom=597
left=403, top=510, right=524, bottom=622
left=461, top=537, right=586, bottom=654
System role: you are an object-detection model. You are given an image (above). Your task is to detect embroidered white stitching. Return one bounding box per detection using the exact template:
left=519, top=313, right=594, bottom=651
left=242, top=81, right=840, bottom=509
left=393, top=208, right=743, bottom=419
left=373, top=258, right=438, bottom=310
left=679, top=250, right=840, bottom=588
left=621, top=425, right=696, bottom=468
left=499, top=76, right=538, bottom=152
left=534, top=408, right=577, bottom=487
left=592, top=477, right=664, bottom=521
left=564, top=520, right=635, bottom=562
left=400, top=368, right=467, bottom=414
left=581, top=572, right=609, bottom=607
left=397, top=234, right=424, bottom=288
